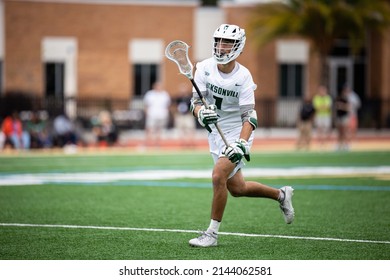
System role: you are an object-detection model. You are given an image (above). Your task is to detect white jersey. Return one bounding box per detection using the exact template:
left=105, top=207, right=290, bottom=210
left=193, top=57, right=257, bottom=133
left=143, top=89, right=171, bottom=120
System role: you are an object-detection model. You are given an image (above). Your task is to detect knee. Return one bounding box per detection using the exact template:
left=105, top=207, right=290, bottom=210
left=227, top=180, right=245, bottom=197
left=212, top=170, right=225, bottom=188
left=228, top=188, right=243, bottom=197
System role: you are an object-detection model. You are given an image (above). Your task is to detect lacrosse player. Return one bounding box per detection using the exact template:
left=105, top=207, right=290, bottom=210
left=189, top=24, right=295, bottom=247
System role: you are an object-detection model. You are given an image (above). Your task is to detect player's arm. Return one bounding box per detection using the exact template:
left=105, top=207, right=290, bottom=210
left=190, top=95, right=218, bottom=132
left=240, top=104, right=258, bottom=138
left=190, top=97, right=202, bottom=117
left=239, top=121, right=254, bottom=142
left=224, top=105, right=258, bottom=163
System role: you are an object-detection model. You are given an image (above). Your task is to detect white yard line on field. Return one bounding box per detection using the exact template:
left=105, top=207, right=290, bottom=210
left=1, top=166, right=390, bottom=186
left=1, top=222, right=389, bottom=245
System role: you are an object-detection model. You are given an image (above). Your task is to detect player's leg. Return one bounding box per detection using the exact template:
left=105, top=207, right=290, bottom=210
left=227, top=172, right=295, bottom=224
left=227, top=170, right=279, bottom=199
left=210, top=157, right=236, bottom=221
left=189, top=157, right=234, bottom=247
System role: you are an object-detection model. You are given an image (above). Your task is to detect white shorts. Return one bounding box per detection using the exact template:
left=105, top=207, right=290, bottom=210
left=146, top=116, right=168, bottom=130
left=315, top=115, right=332, bottom=129
left=174, top=113, right=195, bottom=130
left=208, top=127, right=254, bottom=179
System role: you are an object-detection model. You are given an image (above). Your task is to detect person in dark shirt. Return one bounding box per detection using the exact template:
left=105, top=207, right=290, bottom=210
left=296, top=97, right=316, bottom=150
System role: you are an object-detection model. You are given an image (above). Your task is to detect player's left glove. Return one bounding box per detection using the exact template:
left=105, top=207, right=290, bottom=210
left=224, top=139, right=251, bottom=164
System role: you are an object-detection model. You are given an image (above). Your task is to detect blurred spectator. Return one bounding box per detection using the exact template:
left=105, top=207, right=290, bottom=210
left=143, top=81, right=171, bottom=147
left=1, top=111, right=30, bottom=150
left=296, top=97, right=316, bottom=150
left=26, top=111, right=52, bottom=148
left=173, top=83, right=196, bottom=147
left=344, top=84, right=361, bottom=143
left=92, top=110, right=118, bottom=146
left=0, top=130, right=5, bottom=149
left=53, top=113, right=78, bottom=147
left=335, top=88, right=350, bottom=151
left=313, top=85, right=332, bottom=148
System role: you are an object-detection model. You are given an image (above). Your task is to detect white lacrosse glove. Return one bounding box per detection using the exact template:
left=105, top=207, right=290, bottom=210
left=224, top=139, right=251, bottom=164
left=197, top=105, right=218, bottom=132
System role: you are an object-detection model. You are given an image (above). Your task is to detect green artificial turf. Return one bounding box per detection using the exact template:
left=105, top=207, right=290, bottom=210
left=0, top=150, right=389, bottom=260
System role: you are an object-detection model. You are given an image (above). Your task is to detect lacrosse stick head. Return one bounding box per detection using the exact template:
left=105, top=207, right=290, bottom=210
left=165, top=40, right=194, bottom=80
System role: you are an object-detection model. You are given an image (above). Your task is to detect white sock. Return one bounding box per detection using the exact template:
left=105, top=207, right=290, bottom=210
left=278, top=189, right=285, bottom=202
left=207, top=219, right=220, bottom=234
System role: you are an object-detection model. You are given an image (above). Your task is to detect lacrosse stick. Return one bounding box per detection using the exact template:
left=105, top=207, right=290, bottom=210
left=165, top=40, right=229, bottom=147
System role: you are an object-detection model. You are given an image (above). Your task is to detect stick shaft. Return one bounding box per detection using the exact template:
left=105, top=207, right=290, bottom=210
left=190, top=79, right=229, bottom=147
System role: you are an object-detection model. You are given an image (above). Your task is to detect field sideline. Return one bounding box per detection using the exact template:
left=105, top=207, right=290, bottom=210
left=2, top=222, right=389, bottom=245
left=0, top=149, right=389, bottom=262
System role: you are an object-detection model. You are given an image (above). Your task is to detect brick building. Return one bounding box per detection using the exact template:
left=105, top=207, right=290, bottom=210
left=1, top=0, right=389, bottom=128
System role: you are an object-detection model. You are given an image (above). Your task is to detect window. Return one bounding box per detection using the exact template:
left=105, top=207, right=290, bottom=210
left=133, top=63, right=158, bottom=97
left=45, top=62, right=64, bottom=101
left=0, top=61, right=2, bottom=96
left=42, top=37, right=77, bottom=118
left=129, top=39, right=163, bottom=98
left=201, top=0, right=218, bottom=6
left=279, top=63, right=305, bottom=98
left=276, top=40, right=308, bottom=99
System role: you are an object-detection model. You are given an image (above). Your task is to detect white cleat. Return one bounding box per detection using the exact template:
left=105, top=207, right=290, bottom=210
left=189, top=231, right=218, bottom=247
left=279, top=186, right=295, bottom=224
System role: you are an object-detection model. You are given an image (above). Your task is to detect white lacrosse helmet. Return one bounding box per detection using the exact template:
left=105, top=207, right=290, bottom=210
left=213, top=24, right=246, bottom=64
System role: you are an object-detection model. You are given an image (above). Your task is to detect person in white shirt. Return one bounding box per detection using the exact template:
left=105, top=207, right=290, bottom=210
left=143, top=81, right=171, bottom=147
left=344, top=85, right=361, bottom=145
left=188, top=24, right=295, bottom=247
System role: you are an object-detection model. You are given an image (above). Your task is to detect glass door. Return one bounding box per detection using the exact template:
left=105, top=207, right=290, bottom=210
left=328, top=58, right=353, bottom=98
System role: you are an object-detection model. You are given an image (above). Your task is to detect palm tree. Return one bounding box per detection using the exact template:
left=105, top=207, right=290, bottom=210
left=248, top=0, right=390, bottom=85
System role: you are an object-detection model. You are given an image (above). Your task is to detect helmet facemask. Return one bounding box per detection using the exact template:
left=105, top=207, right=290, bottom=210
left=213, top=38, right=238, bottom=64
left=212, top=24, right=246, bottom=64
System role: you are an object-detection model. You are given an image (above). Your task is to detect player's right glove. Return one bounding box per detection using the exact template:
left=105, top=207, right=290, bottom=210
left=197, top=105, right=218, bottom=132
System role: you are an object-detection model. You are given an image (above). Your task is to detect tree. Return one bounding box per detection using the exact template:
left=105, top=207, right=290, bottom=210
left=248, top=0, right=390, bottom=85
